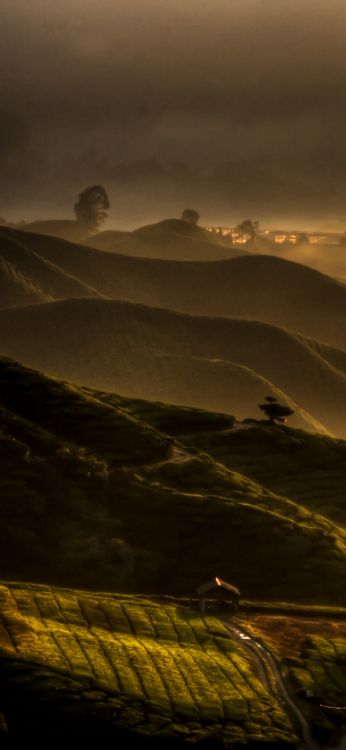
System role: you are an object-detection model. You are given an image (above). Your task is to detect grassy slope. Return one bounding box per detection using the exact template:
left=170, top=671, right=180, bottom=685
left=0, top=298, right=345, bottom=436
left=0, top=358, right=346, bottom=604
left=0, top=582, right=296, bottom=745
left=179, top=424, right=346, bottom=525
left=2, top=225, right=346, bottom=348
left=81, top=359, right=329, bottom=436
left=0, top=230, right=104, bottom=306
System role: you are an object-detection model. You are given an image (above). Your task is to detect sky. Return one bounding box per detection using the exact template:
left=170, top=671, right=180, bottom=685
left=1, top=0, right=346, bottom=229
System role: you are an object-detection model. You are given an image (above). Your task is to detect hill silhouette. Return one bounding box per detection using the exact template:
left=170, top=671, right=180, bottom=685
left=85, top=218, right=245, bottom=260
left=252, top=238, right=346, bottom=283
left=1, top=226, right=345, bottom=348
left=0, top=298, right=345, bottom=436
left=20, top=219, right=91, bottom=242
left=0, top=357, right=345, bottom=604
left=0, top=230, right=104, bottom=306
left=85, top=352, right=328, bottom=434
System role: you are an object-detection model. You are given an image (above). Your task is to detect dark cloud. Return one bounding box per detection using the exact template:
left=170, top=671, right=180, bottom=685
left=1, top=1, right=346, bottom=227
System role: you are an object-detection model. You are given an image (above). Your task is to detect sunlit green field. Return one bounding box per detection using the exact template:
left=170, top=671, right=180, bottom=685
left=0, top=582, right=295, bottom=745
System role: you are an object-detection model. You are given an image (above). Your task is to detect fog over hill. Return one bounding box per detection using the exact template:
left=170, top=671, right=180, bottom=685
left=14, top=219, right=244, bottom=261
left=2, top=0, right=346, bottom=740
left=1, top=226, right=345, bottom=349
left=85, top=218, right=245, bottom=260
left=0, top=298, right=345, bottom=437
left=250, top=238, right=346, bottom=284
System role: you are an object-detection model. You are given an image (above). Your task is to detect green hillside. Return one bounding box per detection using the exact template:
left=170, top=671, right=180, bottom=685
left=238, top=611, right=346, bottom=743
left=180, top=423, right=346, bottom=525
left=0, top=582, right=296, bottom=744
left=0, top=357, right=346, bottom=604
left=0, top=298, right=345, bottom=436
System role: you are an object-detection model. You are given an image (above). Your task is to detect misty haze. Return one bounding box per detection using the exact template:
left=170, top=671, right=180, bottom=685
left=1, top=1, right=346, bottom=746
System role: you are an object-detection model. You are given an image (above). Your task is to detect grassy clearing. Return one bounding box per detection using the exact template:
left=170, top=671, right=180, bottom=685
left=0, top=582, right=296, bottom=745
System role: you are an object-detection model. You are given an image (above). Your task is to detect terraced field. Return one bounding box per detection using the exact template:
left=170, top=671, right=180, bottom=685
left=0, top=582, right=296, bottom=745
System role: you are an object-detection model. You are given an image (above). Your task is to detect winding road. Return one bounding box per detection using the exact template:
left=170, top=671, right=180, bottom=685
left=224, top=621, right=320, bottom=750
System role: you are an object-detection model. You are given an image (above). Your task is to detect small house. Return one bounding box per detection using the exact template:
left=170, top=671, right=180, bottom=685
left=197, top=577, right=241, bottom=616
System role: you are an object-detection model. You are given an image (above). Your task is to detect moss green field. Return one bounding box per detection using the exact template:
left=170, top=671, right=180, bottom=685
left=0, top=582, right=295, bottom=745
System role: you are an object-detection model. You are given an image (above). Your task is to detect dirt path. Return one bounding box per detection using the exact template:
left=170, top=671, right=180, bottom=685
left=225, top=621, right=320, bottom=750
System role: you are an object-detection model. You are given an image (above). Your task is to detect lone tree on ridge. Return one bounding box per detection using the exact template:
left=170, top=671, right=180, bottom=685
left=181, top=208, right=200, bottom=225
left=259, top=396, right=294, bottom=424
left=74, top=185, right=110, bottom=232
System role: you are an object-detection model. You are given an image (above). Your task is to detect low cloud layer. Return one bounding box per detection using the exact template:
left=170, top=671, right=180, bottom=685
left=1, top=0, right=346, bottom=228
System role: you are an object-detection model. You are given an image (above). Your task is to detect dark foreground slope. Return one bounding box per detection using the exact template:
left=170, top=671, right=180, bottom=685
left=0, top=298, right=345, bottom=436
left=2, top=226, right=345, bottom=348
left=0, top=357, right=346, bottom=604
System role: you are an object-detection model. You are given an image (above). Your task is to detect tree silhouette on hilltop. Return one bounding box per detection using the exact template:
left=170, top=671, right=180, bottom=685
left=181, top=209, right=200, bottom=225
left=259, top=396, right=294, bottom=424
left=74, top=185, right=110, bottom=232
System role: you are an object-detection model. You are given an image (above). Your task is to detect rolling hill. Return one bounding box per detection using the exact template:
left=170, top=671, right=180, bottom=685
left=17, top=219, right=91, bottom=243
left=1, top=225, right=345, bottom=348
left=0, top=357, right=345, bottom=604
left=15, top=218, right=244, bottom=260
left=256, top=239, right=346, bottom=284
left=85, top=218, right=245, bottom=260
left=0, top=298, right=345, bottom=436
left=0, top=230, right=104, bottom=306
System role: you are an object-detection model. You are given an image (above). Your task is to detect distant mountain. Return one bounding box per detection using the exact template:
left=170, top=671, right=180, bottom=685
left=1, top=226, right=345, bottom=348
left=0, top=298, right=345, bottom=436
left=0, top=230, right=104, bottom=306
left=85, top=218, right=245, bottom=260
left=0, top=356, right=345, bottom=604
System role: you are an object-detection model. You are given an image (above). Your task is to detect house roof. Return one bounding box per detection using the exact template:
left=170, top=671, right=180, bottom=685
left=196, top=577, right=241, bottom=598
